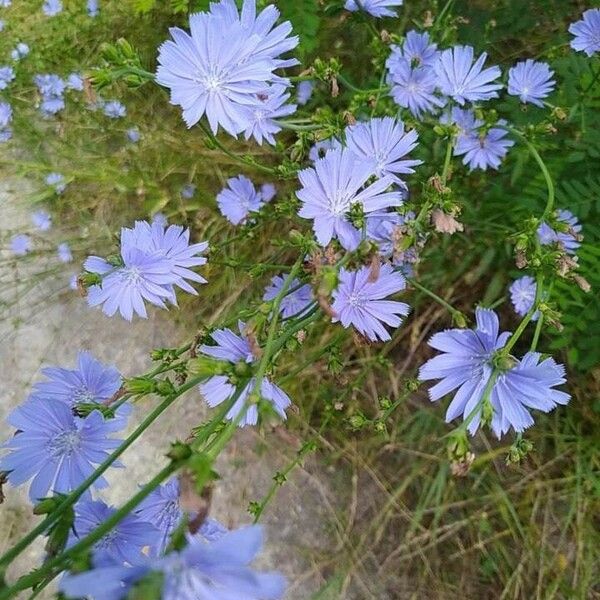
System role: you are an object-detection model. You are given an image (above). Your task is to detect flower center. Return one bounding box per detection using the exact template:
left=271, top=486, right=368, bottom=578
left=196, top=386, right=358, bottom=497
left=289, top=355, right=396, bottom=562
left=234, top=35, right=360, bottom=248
left=74, top=387, right=96, bottom=403
left=123, top=266, right=142, bottom=284
left=48, top=429, right=82, bottom=458
left=329, top=192, right=351, bottom=216
left=347, top=292, right=366, bottom=308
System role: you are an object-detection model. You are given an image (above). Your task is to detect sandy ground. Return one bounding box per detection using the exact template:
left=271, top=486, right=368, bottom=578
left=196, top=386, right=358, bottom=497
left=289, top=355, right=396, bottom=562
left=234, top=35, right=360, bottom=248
left=0, top=177, right=336, bottom=599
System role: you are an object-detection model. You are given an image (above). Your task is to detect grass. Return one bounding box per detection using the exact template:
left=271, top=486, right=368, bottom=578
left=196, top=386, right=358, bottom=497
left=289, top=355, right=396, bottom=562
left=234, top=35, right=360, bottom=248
left=0, top=0, right=599, bottom=598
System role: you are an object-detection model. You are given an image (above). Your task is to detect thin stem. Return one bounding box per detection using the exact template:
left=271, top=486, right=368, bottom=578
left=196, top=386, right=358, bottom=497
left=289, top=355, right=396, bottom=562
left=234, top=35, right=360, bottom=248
left=278, top=121, right=321, bottom=132
left=441, top=135, right=455, bottom=186
left=408, top=278, right=464, bottom=322
left=337, top=73, right=389, bottom=95
left=197, top=122, right=276, bottom=175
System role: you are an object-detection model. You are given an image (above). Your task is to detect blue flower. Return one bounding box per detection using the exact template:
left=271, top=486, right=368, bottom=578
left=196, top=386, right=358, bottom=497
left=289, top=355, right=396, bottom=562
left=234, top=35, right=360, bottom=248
left=569, top=9, right=600, bottom=56
left=178, top=183, right=195, bottom=199
left=41, top=96, right=65, bottom=116
left=243, top=84, right=297, bottom=146
left=508, top=275, right=540, bottom=320
left=0, top=399, right=122, bottom=501
left=345, top=117, right=422, bottom=186
left=35, top=74, right=65, bottom=97
left=0, top=66, right=16, bottom=90
left=489, top=352, right=570, bottom=438
left=135, top=478, right=183, bottom=557
left=45, top=172, right=66, bottom=193
left=70, top=499, right=158, bottom=566
left=126, top=127, right=140, bottom=143
left=104, top=100, right=126, bottom=118
left=387, top=59, right=445, bottom=118
left=42, top=0, right=62, bottom=16
left=60, top=525, right=286, bottom=600
left=296, top=80, right=314, bottom=105
left=344, top=0, right=403, bottom=18
left=331, top=263, right=409, bottom=342
left=152, top=212, right=168, bottom=227
left=30, top=351, right=122, bottom=408
left=419, top=308, right=511, bottom=435
left=11, top=42, right=29, bottom=60
left=87, top=0, right=99, bottom=17
left=57, top=241, right=72, bottom=264
left=263, top=275, right=313, bottom=319
left=297, top=148, right=403, bottom=251
left=537, top=209, right=582, bottom=255
left=66, top=73, right=84, bottom=91
left=387, top=30, right=439, bottom=70
left=10, top=234, right=32, bottom=256
left=508, top=60, right=555, bottom=107
left=85, top=221, right=208, bottom=320
left=260, top=182, right=276, bottom=202
left=160, top=525, right=286, bottom=599
left=440, top=106, right=482, bottom=134
left=217, top=175, right=266, bottom=225
left=453, top=120, right=514, bottom=171
left=435, top=46, right=502, bottom=105
left=32, top=209, right=52, bottom=231
left=156, top=1, right=298, bottom=135
left=199, top=322, right=292, bottom=427
left=0, top=101, right=11, bottom=142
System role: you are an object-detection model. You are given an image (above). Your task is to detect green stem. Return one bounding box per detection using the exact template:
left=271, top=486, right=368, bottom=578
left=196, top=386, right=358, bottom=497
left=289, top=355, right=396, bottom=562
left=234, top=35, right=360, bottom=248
left=408, top=278, right=464, bottom=322
left=197, top=122, right=276, bottom=175
left=336, top=73, right=389, bottom=95
left=441, top=135, right=455, bottom=186
left=278, top=122, right=321, bottom=132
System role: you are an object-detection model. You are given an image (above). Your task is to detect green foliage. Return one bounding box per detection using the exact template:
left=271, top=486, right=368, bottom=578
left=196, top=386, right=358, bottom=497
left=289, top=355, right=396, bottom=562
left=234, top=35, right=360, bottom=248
left=279, top=0, right=321, bottom=57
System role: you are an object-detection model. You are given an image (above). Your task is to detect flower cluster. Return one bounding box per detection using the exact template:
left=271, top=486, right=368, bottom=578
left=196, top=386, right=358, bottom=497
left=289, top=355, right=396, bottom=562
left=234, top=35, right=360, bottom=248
left=84, top=220, right=208, bottom=321
left=156, top=0, right=299, bottom=143
left=419, top=308, right=570, bottom=438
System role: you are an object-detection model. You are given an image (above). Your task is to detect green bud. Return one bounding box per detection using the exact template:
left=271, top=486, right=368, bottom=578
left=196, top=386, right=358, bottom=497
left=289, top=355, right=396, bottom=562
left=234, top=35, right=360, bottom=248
left=452, top=311, right=468, bottom=328
left=379, top=396, right=392, bottom=410
left=155, top=379, right=176, bottom=397
left=125, top=377, right=156, bottom=396
left=73, top=402, right=116, bottom=420
left=106, top=254, right=124, bottom=267
left=273, top=471, right=287, bottom=486
left=80, top=272, right=102, bottom=288
left=167, top=441, right=193, bottom=463
left=33, top=496, right=63, bottom=515
left=234, top=360, right=254, bottom=378
left=188, top=356, right=225, bottom=378
left=248, top=500, right=261, bottom=517
left=319, top=267, right=339, bottom=296
left=348, top=413, right=368, bottom=430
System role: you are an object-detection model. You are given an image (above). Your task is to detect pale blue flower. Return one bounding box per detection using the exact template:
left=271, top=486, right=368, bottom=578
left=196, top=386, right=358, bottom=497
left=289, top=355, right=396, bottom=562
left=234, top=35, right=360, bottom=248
left=199, top=322, right=292, bottom=426
left=126, top=127, right=140, bottom=143
left=331, top=263, right=409, bottom=341
left=297, top=148, right=402, bottom=251
left=0, top=399, right=122, bottom=501
left=181, top=183, right=196, bottom=199
left=10, top=234, right=31, bottom=255
left=242, top=84, right=297, bottom=146
left=104, top=100, right=126, bottom=118
left=454, top=120, right=514, bottom=171
left=70, top=499, right=158, bottom=566
left=45, top=172, right=66, bottom=193
left=387, top=59, right=445, bottom=118
left=0, top=101, right=11, bottom=142
left=156, top=1, right=298, bottom=134
left=509, top=275, right=539, bottom=320
left=569, top=9, right=600, bottom=56
left=263, top=275, right=313, bottom=319
left=42, top=0, right=62, bottom=16
left=296, top=80, right=314, bottom=105
left=537, top=209, right=582, bottom=255
left=345, top=116, right=422, bottom=186
left=435, top=46, right=502, bottom=104
left=217, top=175, right=265, bottom=225
left=32, top=209, right=52, bottom=231
left=87, top=0, right=99, bottom=17
left=66, top=73, right=84, bottom=91
left=11, top=43, right=30, bottom=60
left=419, top=307, right=511, bottom=435
left=0, top=66, right=15, bottom=90
left=344, top=0, right=403, bottom=18
left=508, top=60, right=555, bottom=107
left=387, top=30, right=439, bottom=71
